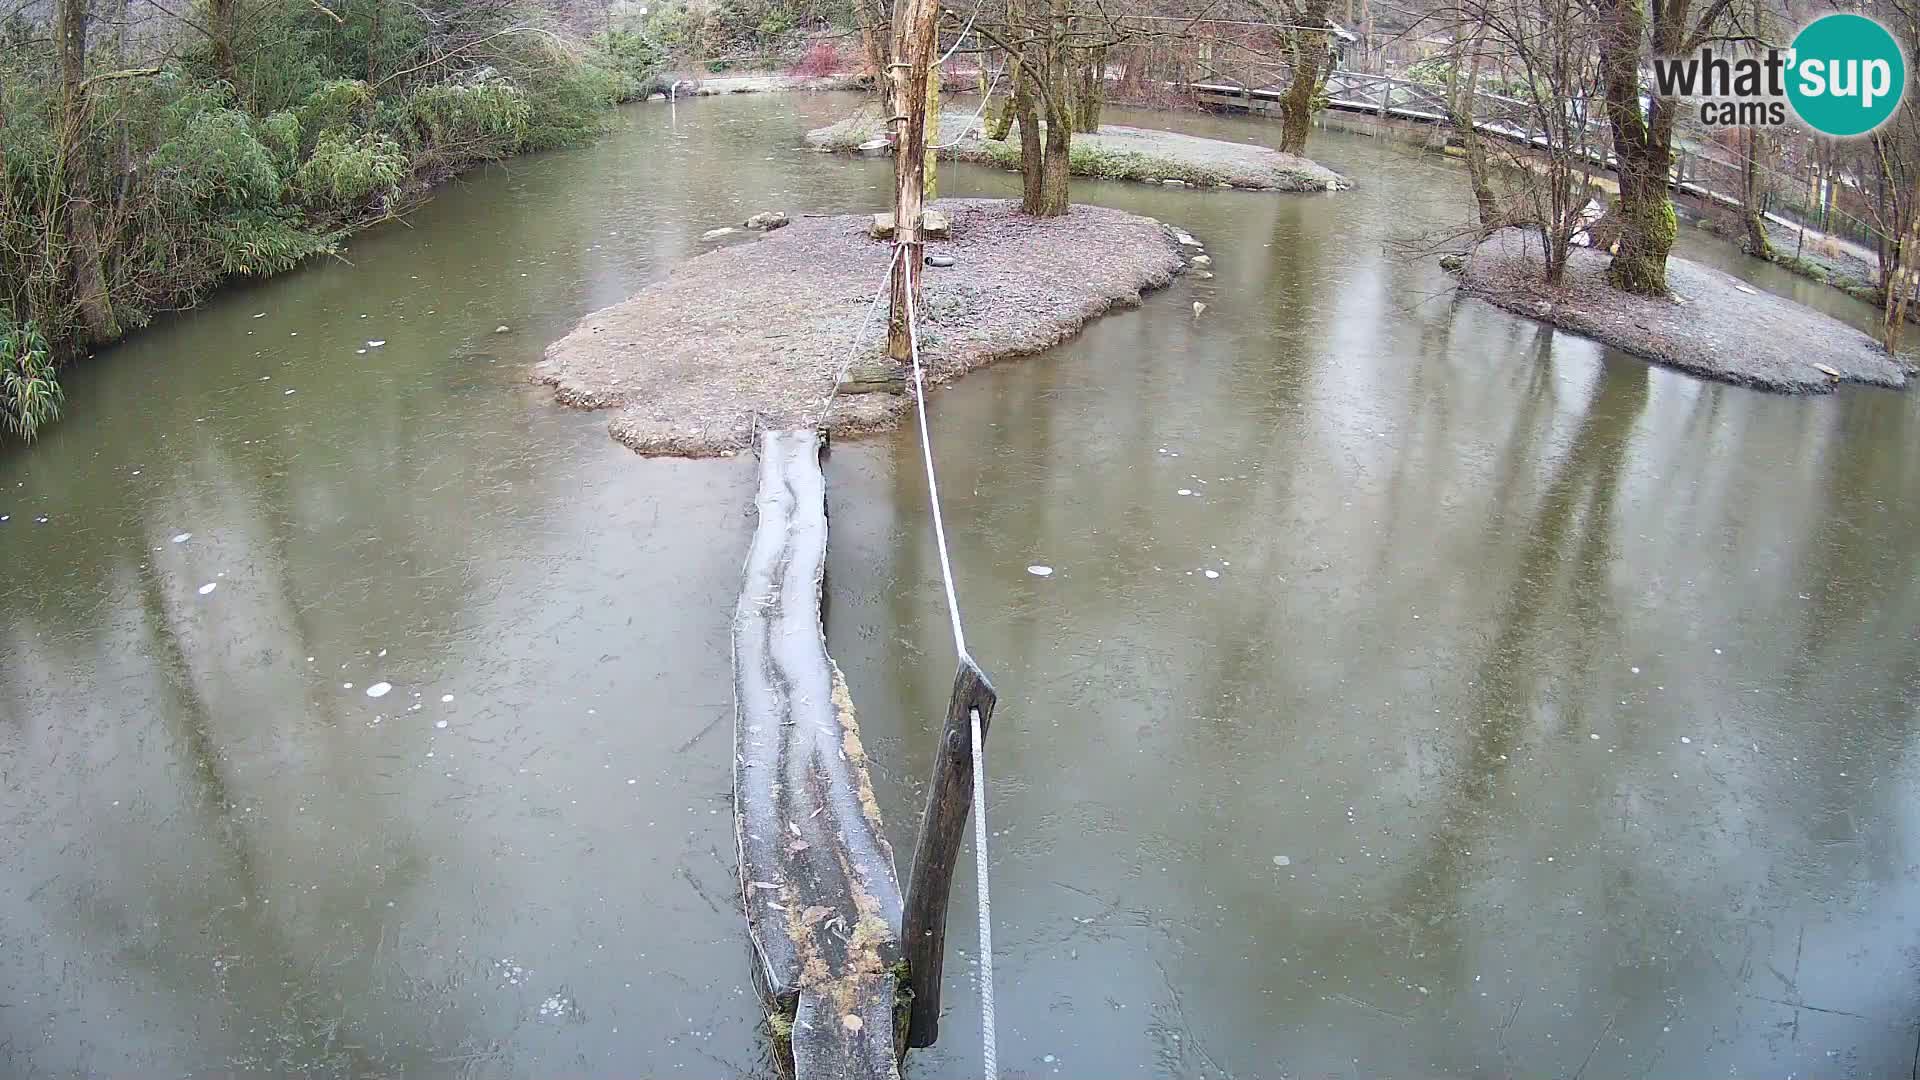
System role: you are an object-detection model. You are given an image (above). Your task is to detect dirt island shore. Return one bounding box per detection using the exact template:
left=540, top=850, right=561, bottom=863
left=536, top=199, right=1193, bottom=455
left=1454, top=227, right=1910, bottom=394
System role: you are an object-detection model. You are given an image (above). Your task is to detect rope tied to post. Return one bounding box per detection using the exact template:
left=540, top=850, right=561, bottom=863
left=899, top=257, right=999, bottom=1077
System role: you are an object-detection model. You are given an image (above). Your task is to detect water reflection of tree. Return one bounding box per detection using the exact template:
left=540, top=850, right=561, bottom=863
left=1376, top=359, right=1650, bottom=1074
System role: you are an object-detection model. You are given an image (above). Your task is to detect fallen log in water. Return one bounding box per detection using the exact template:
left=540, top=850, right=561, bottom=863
left=732, top=428, right=905, bottom=1078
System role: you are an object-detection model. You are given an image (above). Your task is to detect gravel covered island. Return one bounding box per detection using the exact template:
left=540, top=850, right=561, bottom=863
left=1456, top=227, right=1910, bottom=393
left=537, top=199, right=1188, bottom=455
left=807, top=107, right=1350, bottom=192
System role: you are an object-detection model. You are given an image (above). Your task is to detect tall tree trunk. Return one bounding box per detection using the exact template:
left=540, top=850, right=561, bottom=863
left=1597, top=0, right=1676, bottom=296
left=1039, top=95, right=1070, bottom=214
left=1013, top=52, right=1045, bottom=212
left=1278, top=0, right=1331, bottom=156
left=209, top=0, right=239, bottom=94
left=56, top=0, right=118, bottom=343
left=1884, top=215, right=1915, bottom=352
left=986, top=52, right=1020, bottom=139
left=1741, top=128, right=1772, bottom=259
left=1072, top=45, right=1105, bottom=132
left=1446, top=30, right=1499, bottom=231
left=1032, top=0, right=1071, bottom=216
left=366, top=0, right=383, bottom=86
left=925, top=61, right=939, bottom=199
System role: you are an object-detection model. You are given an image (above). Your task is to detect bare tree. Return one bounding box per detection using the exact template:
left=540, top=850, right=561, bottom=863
left=1429, top=0, right=1604, bottom=284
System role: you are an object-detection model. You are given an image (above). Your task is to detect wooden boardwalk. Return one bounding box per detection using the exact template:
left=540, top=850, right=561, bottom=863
left=732, top=428, right=905, bottom=1078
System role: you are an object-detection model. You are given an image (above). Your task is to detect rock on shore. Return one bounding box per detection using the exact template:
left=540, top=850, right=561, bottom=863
left=1455, top=228, right=1909, bottom=393
left=536, top=199, right=1186, bottom=456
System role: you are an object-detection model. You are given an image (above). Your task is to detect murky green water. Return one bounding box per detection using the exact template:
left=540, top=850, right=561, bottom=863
left=3, top=95, right=1916, bottom=1079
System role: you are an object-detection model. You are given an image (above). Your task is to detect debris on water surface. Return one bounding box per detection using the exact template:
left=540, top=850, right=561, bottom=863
left=252, top=312, right=266, bottom=318
left=538, top=994, right=573, bottom=1019
left=366, top=682, right=392, bottom=698
left=1204, top=569, right=1220, bottom=579
left=367, top=340, right=386, bottom=348
left=1272, top=855, right=1291, bottom=866
left=172, top=533, right=191, bottom=543
left=283, top=389, right=296, bottom=395
left=1177, top=488, right=1192, bottom=495
left=441, top=694, right=455, bottom=703
left=436, top=719, right=448, bottom=729
left=1028, top=565, right=1053, bottom=577
left=841, top=1014, right=863, bottom=1032
left=197, top=582, right=217, bottom=595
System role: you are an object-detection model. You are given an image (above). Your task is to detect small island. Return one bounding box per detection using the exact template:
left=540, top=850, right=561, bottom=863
left=1453, top=228, right=1908, bottom=394
left=537, top=199, right=1196, bottom=455
left=808, top=107, right=1350, bottom=193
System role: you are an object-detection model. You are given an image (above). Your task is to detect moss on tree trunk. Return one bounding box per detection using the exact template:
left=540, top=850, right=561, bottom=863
left=1278, top=0, right=1332, bottom=156
left=1598, top=0, right=1678, bottom=296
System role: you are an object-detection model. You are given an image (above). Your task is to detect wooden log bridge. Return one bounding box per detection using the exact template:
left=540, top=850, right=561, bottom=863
left=732, top=429, right=1003, bottom=1077
left=733, top=429, right=904, bottom=1078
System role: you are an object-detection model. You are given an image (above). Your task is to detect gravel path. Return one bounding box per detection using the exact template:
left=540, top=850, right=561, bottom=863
left=536, top=199, right=1186, bottom=456
left=807, top=107, right=1349, bottom=192
left=1456, top=228, right=1910, bottom=393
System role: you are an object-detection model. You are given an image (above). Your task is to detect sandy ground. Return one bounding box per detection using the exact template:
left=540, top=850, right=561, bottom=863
left=536, top=199, right=1187, bottom=456
left=1456, top=228, right=1910, bottom=393
left=807, top=107, right=1349, bottom=192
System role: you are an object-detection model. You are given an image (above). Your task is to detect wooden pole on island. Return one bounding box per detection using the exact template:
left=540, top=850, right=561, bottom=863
left=886, top=0, right=939, bottom=362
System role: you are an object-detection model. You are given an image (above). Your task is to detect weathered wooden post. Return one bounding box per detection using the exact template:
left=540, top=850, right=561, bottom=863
left=886, top=0, right=941, bottom=362
left=901, top=655, right=998, bottom=1047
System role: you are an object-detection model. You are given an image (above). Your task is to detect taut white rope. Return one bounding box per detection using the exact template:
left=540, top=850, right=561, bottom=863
left=902, top=262, right=997, bottom=1076
left=970, top=704, right=997, bottom=1078
left=815, top=245, right=906, bottom=429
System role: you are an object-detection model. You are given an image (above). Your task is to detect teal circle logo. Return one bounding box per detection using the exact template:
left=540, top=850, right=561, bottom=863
left=1787, top=14, right=1906, bottom=137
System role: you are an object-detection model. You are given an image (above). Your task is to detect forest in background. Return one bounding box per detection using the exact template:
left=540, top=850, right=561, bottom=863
left=0, top=0, right=856, bottom=440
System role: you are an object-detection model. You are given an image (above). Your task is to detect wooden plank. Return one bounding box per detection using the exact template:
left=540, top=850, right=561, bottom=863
left=901, top=654, right=998, bottom=1048
left=733, top=428, right=904, bottom=1078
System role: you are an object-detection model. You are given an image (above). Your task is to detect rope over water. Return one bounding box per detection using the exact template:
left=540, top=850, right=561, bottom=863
left=903, top=276, right=998, bottom=1077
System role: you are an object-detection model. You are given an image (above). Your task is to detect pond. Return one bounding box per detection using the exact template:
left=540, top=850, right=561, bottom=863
left=2, top=93, right=1915, bottom=1079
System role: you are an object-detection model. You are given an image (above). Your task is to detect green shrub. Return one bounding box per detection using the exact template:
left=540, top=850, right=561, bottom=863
left=297, top=79, right=376, bottom=148
left=295, top=129, right=406, bottom=209
left=518, top=60, right=618, bottom=151
left=259, top=110, right=303, bottom=174
left=593, top=29, right=669, bottom=101
left=1, top=319, right=61, bottom=443
left=208, top=211, right=338, bottom=276
left=150, top=107, right=285, bottom=209
left=401, top=81, right=533, bottom=161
